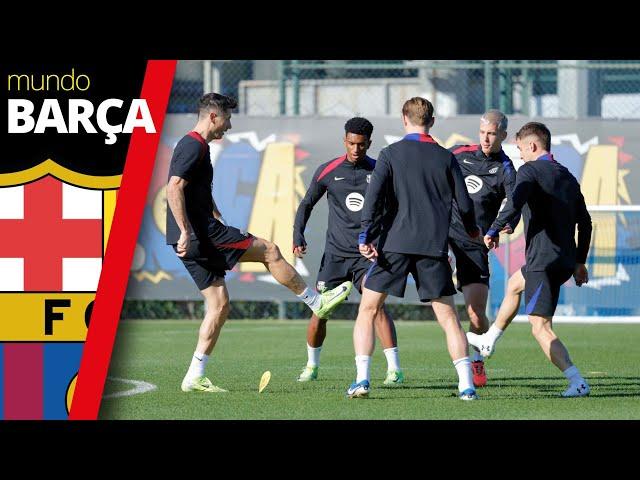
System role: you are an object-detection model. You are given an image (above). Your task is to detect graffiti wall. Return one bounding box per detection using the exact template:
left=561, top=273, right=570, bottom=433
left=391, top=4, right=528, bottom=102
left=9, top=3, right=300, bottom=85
left=126, top=115, right=640, bottom=314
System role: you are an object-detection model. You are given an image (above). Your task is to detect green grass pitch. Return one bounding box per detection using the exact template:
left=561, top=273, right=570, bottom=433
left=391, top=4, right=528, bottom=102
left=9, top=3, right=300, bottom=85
left=100, top=319, right=640, bottom=420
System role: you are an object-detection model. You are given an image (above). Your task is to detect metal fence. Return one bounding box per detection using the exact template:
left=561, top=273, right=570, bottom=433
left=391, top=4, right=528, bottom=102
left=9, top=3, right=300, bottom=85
left=169, top=60, right=640, bottom=119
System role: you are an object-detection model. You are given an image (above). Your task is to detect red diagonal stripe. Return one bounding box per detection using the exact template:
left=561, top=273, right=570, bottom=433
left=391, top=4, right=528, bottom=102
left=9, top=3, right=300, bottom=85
left=70, top=60, right=177, bottom=420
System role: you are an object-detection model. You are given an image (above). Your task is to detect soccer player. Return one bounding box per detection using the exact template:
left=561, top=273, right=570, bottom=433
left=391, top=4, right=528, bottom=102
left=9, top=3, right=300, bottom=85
left=448, top=110, right=518, bottom=387
left=352, top=97, right=480, bottom=400
left=166, top=93, right=352, bottom=393
left=467, top=122, right=592, bottom=397
left=293, top=117, right=403, bottom=385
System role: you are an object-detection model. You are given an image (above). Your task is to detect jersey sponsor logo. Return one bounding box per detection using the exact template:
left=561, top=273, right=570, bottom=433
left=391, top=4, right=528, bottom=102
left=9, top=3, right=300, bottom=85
left=489, top=167, right=499, bottom=174
left=464, top=175, right=483, bottom=194
left=316, top=280, right=326, bottom=292
left=334, top=176, right=345, bottom=181
left=345, top=192, right=365, bottom=212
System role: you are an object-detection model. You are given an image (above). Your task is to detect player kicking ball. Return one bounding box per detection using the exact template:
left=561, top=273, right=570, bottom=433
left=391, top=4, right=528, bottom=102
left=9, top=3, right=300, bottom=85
left=166, top=93, right=352, bottom=393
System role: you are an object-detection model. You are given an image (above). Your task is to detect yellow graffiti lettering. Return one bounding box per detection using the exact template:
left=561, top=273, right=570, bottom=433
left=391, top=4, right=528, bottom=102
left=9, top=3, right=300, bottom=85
left=134, top=271, right=173, bottom=284
left=241, top=143, right=296, bottom=272
left=444, top=133, right=474, bottom=149
left=580, top=145, right=618, bottom=276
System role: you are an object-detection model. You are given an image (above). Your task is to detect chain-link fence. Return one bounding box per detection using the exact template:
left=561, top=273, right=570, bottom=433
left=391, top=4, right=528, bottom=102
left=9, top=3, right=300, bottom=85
left=170, top=60, right=640, bottom=119
left=121, top=299, right=463, bottom=321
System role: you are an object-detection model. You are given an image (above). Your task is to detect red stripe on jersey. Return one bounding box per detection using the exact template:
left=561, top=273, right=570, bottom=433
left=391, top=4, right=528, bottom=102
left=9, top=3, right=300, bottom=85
left=317, top=155, right=347, bottom=181
left=417, top=133, right=437, bottom=143
left=453, top=144, right=480, bottom=155
left=187, top=131, right=206, bottom=146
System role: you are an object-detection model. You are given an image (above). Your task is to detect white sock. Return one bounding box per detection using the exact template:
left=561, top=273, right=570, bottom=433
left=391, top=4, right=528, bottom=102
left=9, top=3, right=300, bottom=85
left=186, top=351, right=209, bottom=379
left=486, top=323, right=504, bottom=343
left=472, top=350, right=484, bottom=362
left=307, top=343, right=322, bottom=367
left=355, top=355, right=371, bottom=383
left=563, top=365, right=583, bottom=384
left=297, top=286, right=321, bottom=312
left=453, top=356, right=474, bottom=393
left=383, top=347, right=400, bottom=371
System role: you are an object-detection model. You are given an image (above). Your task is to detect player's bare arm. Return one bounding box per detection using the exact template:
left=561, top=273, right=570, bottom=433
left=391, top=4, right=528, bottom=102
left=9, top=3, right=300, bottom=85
left=167, top=175, right=191, bottom=257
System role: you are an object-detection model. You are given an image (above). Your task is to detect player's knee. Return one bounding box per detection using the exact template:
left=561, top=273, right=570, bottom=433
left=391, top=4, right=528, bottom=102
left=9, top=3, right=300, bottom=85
left=508, top=276, right=525, bottom=295
left=263, top=240, right=282, bottom=263
left=466, top=304, right=484, bottom=324
left=359, top=301, right=381, bottom=319
left=207, top=298, right=230, bottom=319
left=530, top=321, right=546, bottom=339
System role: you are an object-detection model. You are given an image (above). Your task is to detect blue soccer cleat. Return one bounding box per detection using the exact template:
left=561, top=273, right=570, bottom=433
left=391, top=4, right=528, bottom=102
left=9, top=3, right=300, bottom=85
left=346, top=380, right=370, bottom=398
left=459, top=387, right=478, bottom=401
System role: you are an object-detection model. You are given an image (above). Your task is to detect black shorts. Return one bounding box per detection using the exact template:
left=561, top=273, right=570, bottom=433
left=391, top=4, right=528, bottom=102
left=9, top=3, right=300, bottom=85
left=316, top=253, right=374, bottom=293
left=449, top=237, right=490, bottom=291
left=364, top=251, right=456, bottom=303
left=174, top=224, right=254, bottom=291
left=522, top=266, right=573, bottom=317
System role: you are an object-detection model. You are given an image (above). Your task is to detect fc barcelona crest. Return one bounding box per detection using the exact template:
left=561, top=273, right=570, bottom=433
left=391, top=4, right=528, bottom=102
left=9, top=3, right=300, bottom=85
left=0, top=163, right=118, bottom=419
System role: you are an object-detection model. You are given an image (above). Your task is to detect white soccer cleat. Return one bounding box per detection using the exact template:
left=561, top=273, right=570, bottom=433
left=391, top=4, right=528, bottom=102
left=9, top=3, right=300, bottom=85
left=466, top=332, right=496, bottom=358
left=561, top=380, right=590, bottom=398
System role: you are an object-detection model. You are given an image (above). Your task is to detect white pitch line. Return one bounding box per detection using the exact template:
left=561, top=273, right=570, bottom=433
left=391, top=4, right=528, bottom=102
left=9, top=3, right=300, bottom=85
left=103, top=377, right=157, bottom=399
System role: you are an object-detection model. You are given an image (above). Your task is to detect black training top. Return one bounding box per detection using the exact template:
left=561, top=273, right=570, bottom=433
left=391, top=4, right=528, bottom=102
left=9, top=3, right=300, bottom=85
left=448, top=144, right=519, bottom=243
left=487, top=153, right=592, bottom=271
left=166, top=132, right=216, bottom=244
left=294, top=155, right=377, bottom=257
left=360, top=133, right=479, bottom=258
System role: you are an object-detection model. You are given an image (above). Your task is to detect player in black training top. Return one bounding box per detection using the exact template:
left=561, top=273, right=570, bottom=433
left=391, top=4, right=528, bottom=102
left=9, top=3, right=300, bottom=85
left=467, top=122, right=593, bottom=398
left=351, top=97, right=480, bottom=400
left=448, top=110, right=518, bottom=388
left=166, top=93, right=351, bottom=394
left=293, top=117, right=404, bottom=385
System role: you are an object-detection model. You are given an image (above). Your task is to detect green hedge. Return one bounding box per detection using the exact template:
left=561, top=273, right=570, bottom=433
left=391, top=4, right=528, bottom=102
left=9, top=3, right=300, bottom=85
left=121, top=300, right=468, bottom=321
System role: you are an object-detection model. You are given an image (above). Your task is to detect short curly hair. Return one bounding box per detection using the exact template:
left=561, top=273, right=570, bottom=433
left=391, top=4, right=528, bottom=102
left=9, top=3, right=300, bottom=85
left=344, top=117, right=374, bottom=139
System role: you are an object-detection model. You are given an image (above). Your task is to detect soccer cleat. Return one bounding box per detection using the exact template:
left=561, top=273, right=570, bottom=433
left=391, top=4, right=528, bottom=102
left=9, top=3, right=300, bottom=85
left=561, top=380, right=591, bottom=398
left=383, top=369, right=405, bottom=386
left=471, top=360, right=487, bottom=387
left=459, top=388, right=478, bottom=401
left=466, top=332, right=496, bottom=358
left=297, top=365, right=318, bottom=382
left=314, top=281, right=352, bottom=318
left=181, top=375, right=228, bottom=393
left=346, top=380, right=370, bottom=398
